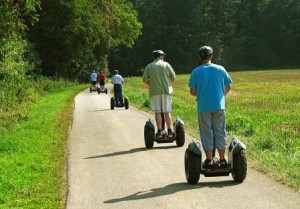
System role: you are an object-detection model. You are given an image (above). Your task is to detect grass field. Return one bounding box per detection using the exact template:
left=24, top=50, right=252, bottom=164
left=0, top=69, right=298, bottom=208
left=123, top=69, right=300, bottom=191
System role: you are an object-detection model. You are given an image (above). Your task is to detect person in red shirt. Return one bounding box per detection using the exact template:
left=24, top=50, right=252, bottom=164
left=98, top=71, right=106, bottom=88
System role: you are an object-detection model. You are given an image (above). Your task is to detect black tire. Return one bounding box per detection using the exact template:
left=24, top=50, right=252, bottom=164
left=232, top=149, right=247, bottom=182
left=184, top=149, right=201, bottom=184
left=175, top=125, right=185, bottom=147
left=97, top=88, right=100, bottom=94
left=110, top=97, right=115, bottom=110
left=124, top=98, right=129, bottom=109
left=144, top=125, right=154, bottom=148
left=105, top=89, right=107, bottom=94
left=89, top=87, right=92, bottom=93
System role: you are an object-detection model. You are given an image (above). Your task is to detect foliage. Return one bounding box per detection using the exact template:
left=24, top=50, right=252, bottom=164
left=0, top=0, right=41, bottom=109
left=29, top=0, right=142, bottom=81
left=111, top=0, right=300, bottom=75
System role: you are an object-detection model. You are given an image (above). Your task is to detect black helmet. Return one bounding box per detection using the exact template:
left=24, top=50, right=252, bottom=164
left=197, top=46, right=213, bottom=57
left=113, top=70, right=118, bottom=75
left=153, top=50, right=166, bottom=58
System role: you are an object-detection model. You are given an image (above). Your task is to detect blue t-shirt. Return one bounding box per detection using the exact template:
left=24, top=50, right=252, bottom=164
left=91, top=72, right=97, bottom=81
left=188, top=63, right=232, bottom=112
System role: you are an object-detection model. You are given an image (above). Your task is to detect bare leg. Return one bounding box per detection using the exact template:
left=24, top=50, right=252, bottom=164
left=164, top=112, right=172, bottom=129
left=205, top=150, right=213, bottom=160
left=155, top=113, right=162, bottom=130
left=217, top=149, right=226, bottom=160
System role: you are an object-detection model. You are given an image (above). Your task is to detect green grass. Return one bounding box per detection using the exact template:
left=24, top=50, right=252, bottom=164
left=123, top=69, right=300, bottom=191
left=0, top=69, right=299, bottom=208
left=0, top=82, right=88, bottom=208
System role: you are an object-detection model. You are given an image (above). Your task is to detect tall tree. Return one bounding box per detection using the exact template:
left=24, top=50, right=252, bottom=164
left=30, top=0, right=142, bottom=81
left=0, top=0, right=40, bottom=106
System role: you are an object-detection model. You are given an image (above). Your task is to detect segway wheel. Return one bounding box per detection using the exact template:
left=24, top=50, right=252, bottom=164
left=89, top=87, right=92, bottom=93
left=144, top=125, right=154, bottom=148
left=110, top=97, right=115, bottom=110
left=124, top=98, right=129, bottom=109
left=97, top=87, right=100, bottom=94
left=105, top=88, right=107, bottom=94
left=185, top=149, right=201, bottom=184
left=232, top=150, right=247, bottom=182
left=175, top=125, right=185, bottom=147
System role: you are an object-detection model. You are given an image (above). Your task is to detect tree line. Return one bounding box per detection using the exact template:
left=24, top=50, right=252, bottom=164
left=110, top=0, right=300, bottom=75
left=0, top=0, right=299, bottom=89
left=0, top=0, right=141, bottom=107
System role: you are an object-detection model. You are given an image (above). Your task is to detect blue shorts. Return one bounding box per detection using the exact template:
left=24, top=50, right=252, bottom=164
left=198, top=110, right=226, bottom=151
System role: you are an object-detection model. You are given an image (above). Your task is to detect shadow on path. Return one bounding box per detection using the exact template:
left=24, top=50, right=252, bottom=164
left=83, top=146, right=178, bottom=159
left=104, top=181, right=238, bottom=203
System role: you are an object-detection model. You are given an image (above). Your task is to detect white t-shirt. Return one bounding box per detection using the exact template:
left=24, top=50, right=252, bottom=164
left=111, top=74, right=124, bottom=84
left=91, top=72, right=97, bottom=81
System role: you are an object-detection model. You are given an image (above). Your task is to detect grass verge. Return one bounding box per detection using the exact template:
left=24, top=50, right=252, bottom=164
left=0, top=83, right=87, bottom=208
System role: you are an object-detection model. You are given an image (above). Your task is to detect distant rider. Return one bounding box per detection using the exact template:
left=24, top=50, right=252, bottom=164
left=90, top=70, right=98, bottom=90
left=99, top=71, right=106, bottom=88
left=111, top=70, right=124, bottom=105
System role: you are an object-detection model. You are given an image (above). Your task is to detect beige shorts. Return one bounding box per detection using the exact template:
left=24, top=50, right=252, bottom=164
left=150, top=94, right=172, bottom=113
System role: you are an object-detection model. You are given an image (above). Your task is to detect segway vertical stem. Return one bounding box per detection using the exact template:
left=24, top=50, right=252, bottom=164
left=161, top=112, right=165, bottom=131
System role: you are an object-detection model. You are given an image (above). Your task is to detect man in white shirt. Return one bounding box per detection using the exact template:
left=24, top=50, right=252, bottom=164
left=111, top=70, right=124, bottom=105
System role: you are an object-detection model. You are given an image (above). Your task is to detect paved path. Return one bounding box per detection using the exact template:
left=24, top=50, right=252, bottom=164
left=66, top=84, right=300, bottom=209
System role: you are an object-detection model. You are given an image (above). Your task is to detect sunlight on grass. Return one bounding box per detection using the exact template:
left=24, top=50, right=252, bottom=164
left=124, top=69, right=300, bottom=191
left=0, top=84, right=87, bottom=208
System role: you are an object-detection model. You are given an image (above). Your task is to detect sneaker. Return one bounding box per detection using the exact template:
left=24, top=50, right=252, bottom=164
left=167, top=129, right=174, bottom=138
left=204, top=159, right=212, bottom=169
left=155, top=130, right=164, bottom=139
left=220, top=159, right=228, bottom=168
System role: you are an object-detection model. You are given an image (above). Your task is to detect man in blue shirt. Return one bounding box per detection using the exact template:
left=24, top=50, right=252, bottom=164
left=188, top=46, right=232, bottom=169
left=90, top=70, right=98, bottom=89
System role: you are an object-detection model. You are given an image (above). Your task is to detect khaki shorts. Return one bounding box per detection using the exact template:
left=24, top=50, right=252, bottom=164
left=150, top=94, right=172, bottom=113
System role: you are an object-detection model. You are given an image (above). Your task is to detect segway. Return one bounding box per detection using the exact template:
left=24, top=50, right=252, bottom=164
left=110, top=96, right=129, bottom=110
left=98, top=85, right=108, bottom=94
left=144, top=113, right=185, bottom=148
left=90, top=85, right=100, bottom=93
left=184, top=137, right=247, bottom=184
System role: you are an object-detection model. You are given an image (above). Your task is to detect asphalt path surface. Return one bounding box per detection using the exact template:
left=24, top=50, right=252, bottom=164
left=66, top=84, right=300, bottom=209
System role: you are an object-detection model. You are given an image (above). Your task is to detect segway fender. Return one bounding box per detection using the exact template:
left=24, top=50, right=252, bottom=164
left=187, top=140, right=202, bottom=156
left=229, top=137, right=246, bottom=153
left=228, top=137, right=246, bottom=168
left=145, top=119, right=155, bottom=130
left=173, top=117, right=184, bottom=128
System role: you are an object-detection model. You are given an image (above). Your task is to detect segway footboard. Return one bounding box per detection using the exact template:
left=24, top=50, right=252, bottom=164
left=202, top=168, right=231, bottom=177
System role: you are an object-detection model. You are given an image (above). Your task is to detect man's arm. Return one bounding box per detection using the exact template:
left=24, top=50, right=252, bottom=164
left=143, top=78, right=149, bottom=85
left=225, top=85, right=231, bottom=95
left=190, top=88, right=196, bottom=96
left=170, top=76, right=176, bottom=82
